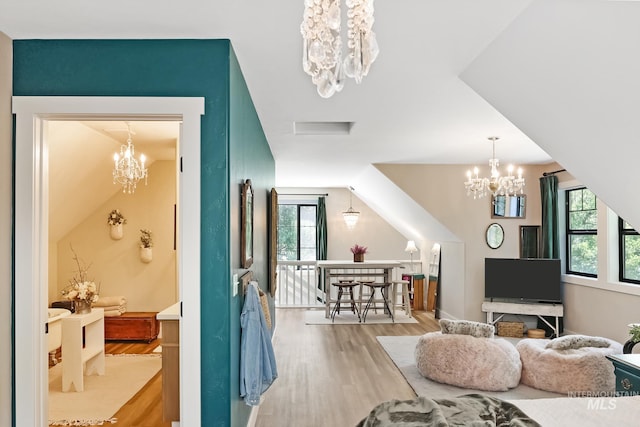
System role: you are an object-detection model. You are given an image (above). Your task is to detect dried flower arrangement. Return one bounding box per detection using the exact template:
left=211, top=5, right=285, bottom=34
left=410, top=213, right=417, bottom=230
left=350, top=244, right=368, bottom=255
left=140, top=229, right=153, bottom=248
left=61, top=247, right=100, bottom=305
left=107, top=209, right=127, bottom=226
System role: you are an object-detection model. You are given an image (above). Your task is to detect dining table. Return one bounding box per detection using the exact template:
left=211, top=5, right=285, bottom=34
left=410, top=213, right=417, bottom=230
left=316, top=260, right=402, bottom=319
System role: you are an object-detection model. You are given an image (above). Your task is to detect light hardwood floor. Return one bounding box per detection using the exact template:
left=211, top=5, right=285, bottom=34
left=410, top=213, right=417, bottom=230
left=255, top=308, right=439, bottom=427
left=49, top=309, right=438, bottom=427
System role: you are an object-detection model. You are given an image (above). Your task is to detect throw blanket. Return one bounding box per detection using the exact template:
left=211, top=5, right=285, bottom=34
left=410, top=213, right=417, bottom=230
left=357, top=394, right=541, bottom=427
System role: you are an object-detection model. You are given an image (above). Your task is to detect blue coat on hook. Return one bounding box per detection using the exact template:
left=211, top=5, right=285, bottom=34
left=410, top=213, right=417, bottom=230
left=240, top=281, right=278, bottom=406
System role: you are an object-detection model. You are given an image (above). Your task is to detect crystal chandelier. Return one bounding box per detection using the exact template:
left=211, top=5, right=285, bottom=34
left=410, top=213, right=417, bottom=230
left=464, top=137, right=525, bottom=199
left=301, top=0, right=379, bottom=98
left=112, top=124, right=148, bottom=194
left=343, top=187, right=360, bottom=229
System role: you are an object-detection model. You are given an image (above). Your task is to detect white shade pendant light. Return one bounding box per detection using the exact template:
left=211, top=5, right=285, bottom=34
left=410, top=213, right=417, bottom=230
left=301, top=0, right=379, bottom=98
left=343, top=187, right=360, bottom=229
left=464, top=137, right=525, bottom=199
left=112, top=123, right=148, bottom=194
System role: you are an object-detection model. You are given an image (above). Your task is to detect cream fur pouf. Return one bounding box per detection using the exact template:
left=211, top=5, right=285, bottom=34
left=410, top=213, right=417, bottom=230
left=516, top=337, right=622, bottom=394
left=414, top=332, right=522, bottom=391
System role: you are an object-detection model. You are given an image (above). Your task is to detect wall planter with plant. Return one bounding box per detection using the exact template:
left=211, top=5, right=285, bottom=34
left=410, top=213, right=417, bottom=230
left=107, top=209, right=127, bottom=240
left=139, top=229, right=153, bottom=263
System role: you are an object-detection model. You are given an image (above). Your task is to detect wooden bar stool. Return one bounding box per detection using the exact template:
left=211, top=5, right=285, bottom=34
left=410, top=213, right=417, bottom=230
left=362, top=282, right=394, bottom=323
left=392, top=280, right=412, bottom=318
left=330, top=281, right=361, bottom=322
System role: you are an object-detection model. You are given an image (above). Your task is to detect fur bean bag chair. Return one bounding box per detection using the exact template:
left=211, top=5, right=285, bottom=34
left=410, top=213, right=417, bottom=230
left=414, top=332, right=522, bottom=391
left=516, top=335, right=622, bottom=394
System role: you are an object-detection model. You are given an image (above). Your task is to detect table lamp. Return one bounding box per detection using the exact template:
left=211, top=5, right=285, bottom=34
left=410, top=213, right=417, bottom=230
left=405, top=240, right=418, bottom=272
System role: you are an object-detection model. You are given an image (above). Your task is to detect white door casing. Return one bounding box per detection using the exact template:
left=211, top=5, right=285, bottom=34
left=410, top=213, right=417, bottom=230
left=13, top=96, right=204, bottom=427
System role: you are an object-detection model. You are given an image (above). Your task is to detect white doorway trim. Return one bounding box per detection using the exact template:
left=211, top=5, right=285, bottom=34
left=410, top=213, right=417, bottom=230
left=12, top=96, right=204, bottom=427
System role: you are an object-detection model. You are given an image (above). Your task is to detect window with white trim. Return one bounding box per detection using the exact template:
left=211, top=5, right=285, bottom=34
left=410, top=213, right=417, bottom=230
left=565, top=187, right=597, bottom=277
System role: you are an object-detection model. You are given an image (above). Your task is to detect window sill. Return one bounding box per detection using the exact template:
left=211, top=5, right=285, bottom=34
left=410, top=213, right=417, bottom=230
left=562, top=274, right=640, bottom=297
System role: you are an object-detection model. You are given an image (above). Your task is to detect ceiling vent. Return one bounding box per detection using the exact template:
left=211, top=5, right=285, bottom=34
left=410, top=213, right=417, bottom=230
left=293, top=121, right=353, bottom=135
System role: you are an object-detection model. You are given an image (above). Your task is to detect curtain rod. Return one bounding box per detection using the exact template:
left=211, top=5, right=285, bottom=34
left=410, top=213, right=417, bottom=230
left=542, top=169, right=566, bottom=177
left=279, top=193, right=329, bottom=197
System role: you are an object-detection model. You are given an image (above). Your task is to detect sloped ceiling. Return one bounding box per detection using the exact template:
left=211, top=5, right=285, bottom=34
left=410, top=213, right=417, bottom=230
left=461, top=0, right=640, bottom=229
left=48, top=121, right=178, bottom=242
left=0, top=0, right=552, bottom=188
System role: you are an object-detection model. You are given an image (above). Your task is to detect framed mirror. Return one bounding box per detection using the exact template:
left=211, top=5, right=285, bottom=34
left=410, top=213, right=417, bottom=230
left=241, top=179, right=254, bottom=268
left=486, top=223, right=504, bottom=249
left=492, top=194, right=526, bottom=218
left=520, top=225, right=541, bottom=258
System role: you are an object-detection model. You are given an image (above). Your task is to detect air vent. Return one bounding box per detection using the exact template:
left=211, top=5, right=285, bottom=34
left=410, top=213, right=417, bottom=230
left=293, top=121, right=353, bottom=135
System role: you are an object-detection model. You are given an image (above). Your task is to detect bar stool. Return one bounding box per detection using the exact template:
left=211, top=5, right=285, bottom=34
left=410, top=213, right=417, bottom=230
left=362, top=282, right=394, bottom=323
left=330, top=280, right=361, bottom=322
left=392, top=280, right=412, bottom=318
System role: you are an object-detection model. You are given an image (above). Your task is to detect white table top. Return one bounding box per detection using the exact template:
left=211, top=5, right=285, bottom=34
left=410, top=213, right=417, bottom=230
left=316, top=260, right=402, bottom=269
left=157, top=302, right=180, bottom=320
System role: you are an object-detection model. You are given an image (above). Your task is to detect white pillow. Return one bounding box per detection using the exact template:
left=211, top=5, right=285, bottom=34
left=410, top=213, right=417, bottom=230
left=545, top=334, right=611, bottom=350
left=439, top=318, right=495, bottom=338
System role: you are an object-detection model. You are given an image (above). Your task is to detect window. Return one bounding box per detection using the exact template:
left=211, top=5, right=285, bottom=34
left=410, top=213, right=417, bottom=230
left=619, top=218, right=640, bottom=284
left=565, top=188, right=597, bottom=277
left=277, top=203, right=317, bottom=261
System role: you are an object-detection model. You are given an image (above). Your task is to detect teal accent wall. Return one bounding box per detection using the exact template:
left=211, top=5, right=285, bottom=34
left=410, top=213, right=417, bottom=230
left=13, top=39, right=274, bottom=426
left=228, top=48, right=276, bottom=426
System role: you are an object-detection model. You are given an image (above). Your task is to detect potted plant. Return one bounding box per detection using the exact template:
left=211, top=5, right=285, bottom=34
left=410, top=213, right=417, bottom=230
left=139, top=229, right=153, bottom=263
left=350, top=244, right=368, bottom=262
left=107, top=209, right=127, bottom=240
left=61, top=247, right=100, bottom=314
left=624, top=324, right=640, bottom=353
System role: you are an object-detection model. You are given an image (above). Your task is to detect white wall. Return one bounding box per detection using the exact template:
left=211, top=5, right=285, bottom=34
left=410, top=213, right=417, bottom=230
left=0, top=30, right=11, bottom=427
left=54, top=160, right=177, bottom=311
left=277, top=187, right=412, bottom=263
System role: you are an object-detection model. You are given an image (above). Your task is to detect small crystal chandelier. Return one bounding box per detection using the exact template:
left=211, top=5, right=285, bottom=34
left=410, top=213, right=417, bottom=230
left=343, top=187, right=360, bottom=229
left=301, top=0, right=379, bottom=98
left=112, top=124, right=148, bottom=194
left=464, top=137, right=525, bottom=199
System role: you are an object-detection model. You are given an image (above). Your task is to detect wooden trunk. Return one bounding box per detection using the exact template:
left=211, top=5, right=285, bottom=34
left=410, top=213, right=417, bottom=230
left=104, top=312, right=159, bottom=342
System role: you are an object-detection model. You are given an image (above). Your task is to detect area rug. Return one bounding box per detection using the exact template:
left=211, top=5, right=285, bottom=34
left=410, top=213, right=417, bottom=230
left=305, top=309, right=417, bottom=325
left=377, top=335, right=563, bottom=400
left=49, top=354, right=162, bottom=426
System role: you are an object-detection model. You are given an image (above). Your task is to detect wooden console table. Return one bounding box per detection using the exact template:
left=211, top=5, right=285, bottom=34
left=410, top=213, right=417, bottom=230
left=62, top=308, right=105, bottom=392
left=481, top=301, right=564, bottom=338
left=157, top=303, right=180, bottom=423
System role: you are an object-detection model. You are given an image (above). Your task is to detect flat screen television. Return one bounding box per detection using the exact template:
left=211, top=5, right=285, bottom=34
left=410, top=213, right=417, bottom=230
left=485, top=258, right=562, bottom=303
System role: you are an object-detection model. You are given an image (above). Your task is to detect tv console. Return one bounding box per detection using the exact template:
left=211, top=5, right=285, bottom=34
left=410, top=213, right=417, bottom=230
left=481, top=301, right=564, bottom=338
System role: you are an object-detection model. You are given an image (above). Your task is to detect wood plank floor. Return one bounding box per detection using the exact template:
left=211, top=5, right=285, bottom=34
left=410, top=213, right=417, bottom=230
left=50, top=309, right=438, bottom=427
left=49, top=340, right=170, bottom=427
left=255, top=308, right=439, bottom=427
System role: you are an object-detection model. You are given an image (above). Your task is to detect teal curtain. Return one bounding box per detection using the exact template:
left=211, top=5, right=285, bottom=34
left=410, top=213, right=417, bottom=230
left=540, top=175, right=559, bottom=258
left=317, top=197, right=328, bottom=260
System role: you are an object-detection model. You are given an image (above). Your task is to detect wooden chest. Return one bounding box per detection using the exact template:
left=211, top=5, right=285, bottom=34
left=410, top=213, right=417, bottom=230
left=104, top=312, right=159, bottom=342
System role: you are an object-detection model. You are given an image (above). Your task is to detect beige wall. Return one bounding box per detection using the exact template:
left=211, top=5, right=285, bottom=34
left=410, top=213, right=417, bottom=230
left=53, top=160, right=177, bottom=312
left=277, top=187, right=413, bottom=264
left=378, top=163, right=549, bottom=322
left=0, top=31, right=11, bottom=427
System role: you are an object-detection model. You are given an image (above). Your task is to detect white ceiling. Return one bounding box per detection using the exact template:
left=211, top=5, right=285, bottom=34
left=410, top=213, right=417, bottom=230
left=0, top=0, right=553, bottom=188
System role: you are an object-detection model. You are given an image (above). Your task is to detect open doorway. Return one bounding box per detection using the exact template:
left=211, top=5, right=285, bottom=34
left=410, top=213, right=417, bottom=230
left=46, top=119, right=179, bottom=424
left=13, top=97, right=204, bottom=426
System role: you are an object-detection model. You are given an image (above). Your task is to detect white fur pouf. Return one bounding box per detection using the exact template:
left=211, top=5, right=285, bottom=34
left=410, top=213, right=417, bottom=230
left=516, top=337, right=622, bottom=394
left=414, top=332, right=522, bottom=391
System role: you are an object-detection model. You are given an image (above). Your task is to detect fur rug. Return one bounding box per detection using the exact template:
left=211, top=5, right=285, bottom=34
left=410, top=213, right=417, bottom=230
left=516, top=337, right=622, bottom=394
left=415, top=332, right=521, bottom=391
